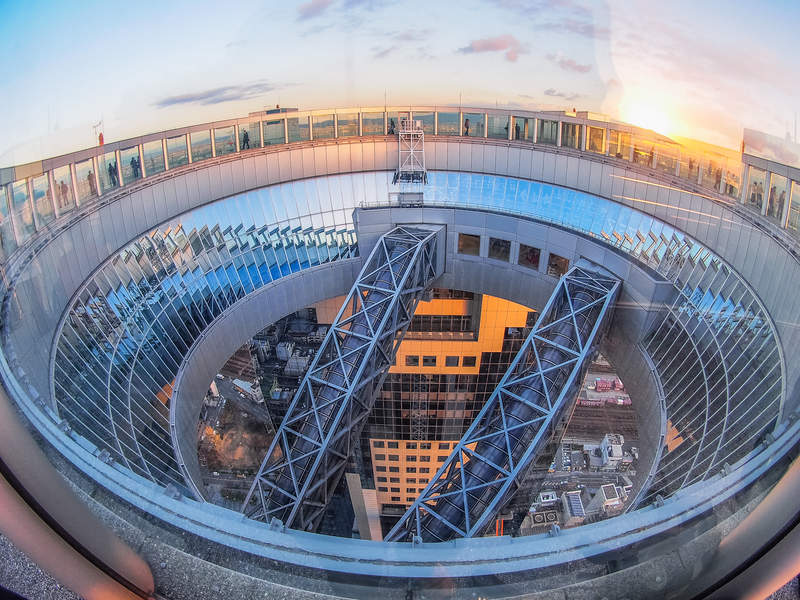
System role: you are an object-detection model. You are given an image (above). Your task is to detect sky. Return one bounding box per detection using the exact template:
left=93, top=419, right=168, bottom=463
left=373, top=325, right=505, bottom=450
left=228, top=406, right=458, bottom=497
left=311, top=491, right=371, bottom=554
left=0, top=0, right=798, bottom=167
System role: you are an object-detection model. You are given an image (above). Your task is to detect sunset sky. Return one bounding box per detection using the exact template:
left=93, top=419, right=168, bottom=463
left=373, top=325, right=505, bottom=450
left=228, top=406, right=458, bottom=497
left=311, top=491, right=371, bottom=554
left=0, top=0, right=798, bottom=166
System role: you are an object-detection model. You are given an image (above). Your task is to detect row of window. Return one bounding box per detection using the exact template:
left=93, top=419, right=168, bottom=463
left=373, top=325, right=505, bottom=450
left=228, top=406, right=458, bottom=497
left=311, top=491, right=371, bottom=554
left=373, top=440, right=452, bottom=449
left=377, top=487, right=427, bottom=494
left=376, top=466, right=434, bottom=474
left=377, top=477, right=430, bottom=484
left=403, top=355, right=478, bottom=367
left=0, top=106, right=766, bottom=264
left=373, top=454, right=449, bottom=462
left=457, top=233, right=571, bottom=277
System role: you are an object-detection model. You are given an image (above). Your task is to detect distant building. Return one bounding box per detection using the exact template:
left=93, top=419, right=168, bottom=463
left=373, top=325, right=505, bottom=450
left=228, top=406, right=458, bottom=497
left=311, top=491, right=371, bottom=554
left=561, top=491, right=586, bottom=528
left=584, top=483, right=627, bottom=518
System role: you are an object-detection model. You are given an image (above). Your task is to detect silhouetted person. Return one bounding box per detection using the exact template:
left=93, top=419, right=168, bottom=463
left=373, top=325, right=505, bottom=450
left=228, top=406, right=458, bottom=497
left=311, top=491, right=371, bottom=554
left=88, top=172, right=97, bottom=196
left=463, top=118, right=470, bottom=136
left=388, top=119, right=396, bottom=135
left=108, top=161, right=118, bottom=186
left=131, top=156, right=140, bottom=179
left=242, top=130, right=250, bottom=149
left=515, top=122, right=521, bottom=140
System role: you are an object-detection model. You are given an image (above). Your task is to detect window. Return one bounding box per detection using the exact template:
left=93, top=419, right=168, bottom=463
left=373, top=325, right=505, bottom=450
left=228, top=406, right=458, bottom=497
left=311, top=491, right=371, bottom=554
left=391, top=487, right=400, bottom=493
left=166, top=135, right=189, bottom=167
left=406, top=467, right=416, bottom=473
left=512, top=116, right=533, bottom=141
left=373, top=440, right=384, bottom=448
left=263, top=119, right=285, bottom=145
left=406, top=497, right=415, bottom=503
left=378, top=486, right=388, bottom=492
left=420, top=468, right=430, bottom=474
left=407, top=488, right=416, bottom=493
left=312, top=114, right=334, bottom=139
left=407, top=456, right=417, bottom=462
left=488, top=114, right=509, bottom=139
left=390, top=477, right=400, bottom=483
left=389, top=466, right=399, bottom=472
left=240, top=121, right=261, bottom=149
left=422, top=356, right=436, bottom=367
left=419, top=478, right=429, bottom=483
left=407, top=478, right=416, bottom=483
left=547, top=253, right=570, bottom=277
left=437, top=456, right=447, bottom=462
left=439, top=443, right=450, bottom=450
left=374, top=454, right=386, bottom=461
left=462, top=112, right=484, bottom=137
left=405, top=355, right=419, bottom=366
left=377, top=477, right=387, bottom=482
left=420, top=456, right=431, bottom=462
left=463, top=356, right=477, bottom=367
left=413, top=112, right=434, bottom=134
left=387, top=441, right=399, bottom=448
left=388, top=455, right=399, bottom=461
left=445, top=356, right=459, bottom=367
left=391, top=497, right=401, bottom=502
left=406, top=442, right=417, bottom=449
left=457, top=233, right=480, bottom=256
left=587, top=126, right=605, bottom=153
left=561, top=122, right=582, bottom=149
left=213, top=126, right=236, bottom=156
left=609, top=129, right=632, bottom=159
left=537, top=119, right=558, bottom=144
left=142, top=140, right=165, bottom=176
left=420, top=443, right=431, bottom=450
left=361, top=112, right=385, bottom=135
left=336, top=113, right=359, bottom=137
left=190, top=130, right=212, bottom=161
left=376, top=466, right=386, bottom=472
left=489, top=237, right=510, bottom=262
left=437, top=112, right=459, bottom=135
left=519, top=244, right=541, bottom=270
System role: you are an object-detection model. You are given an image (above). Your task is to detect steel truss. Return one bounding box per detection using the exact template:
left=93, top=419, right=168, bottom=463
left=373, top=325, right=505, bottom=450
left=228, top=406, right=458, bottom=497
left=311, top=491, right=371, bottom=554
left=386, top=262, right=620, bottom=542
left=393, top=117, right=427, bottom=185
left=242, top=226, right=442, bottom=531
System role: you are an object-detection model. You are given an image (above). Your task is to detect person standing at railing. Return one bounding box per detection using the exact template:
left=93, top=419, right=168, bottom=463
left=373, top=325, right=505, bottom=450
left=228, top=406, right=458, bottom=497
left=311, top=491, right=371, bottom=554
left=242, top=130, right=250, bottom=149
left=464, top=118, right=470, bottom=136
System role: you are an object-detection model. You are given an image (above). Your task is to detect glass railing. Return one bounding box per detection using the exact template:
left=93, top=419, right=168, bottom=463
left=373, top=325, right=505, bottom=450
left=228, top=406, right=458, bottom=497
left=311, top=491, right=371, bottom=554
left=0, top=106, right=797, bottom=266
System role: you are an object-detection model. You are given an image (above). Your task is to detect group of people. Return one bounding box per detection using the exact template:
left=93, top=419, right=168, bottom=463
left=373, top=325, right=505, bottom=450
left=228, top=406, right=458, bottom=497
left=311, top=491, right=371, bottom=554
left=129, top=155, right=141, bottom=179
left=749, top=181, right=765, bottom=207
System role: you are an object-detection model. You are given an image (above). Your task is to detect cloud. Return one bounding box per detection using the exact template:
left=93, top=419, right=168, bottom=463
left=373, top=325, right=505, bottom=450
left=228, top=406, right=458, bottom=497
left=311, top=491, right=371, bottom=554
left=371, top=45, right=397, bottom=59
left=458, top=35, right=527, bottom=62
left=297, top=0, right=333, bottom=20
left=544, top=88, right=582, bottom=101
left=546, top=53, right=591, bottom=73
left=153, top=81, right=277, bottom=108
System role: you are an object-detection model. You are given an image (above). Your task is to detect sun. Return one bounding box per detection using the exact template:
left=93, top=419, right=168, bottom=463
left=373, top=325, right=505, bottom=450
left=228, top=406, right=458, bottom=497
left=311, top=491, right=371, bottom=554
left=618, top=93, right=675, bottom=137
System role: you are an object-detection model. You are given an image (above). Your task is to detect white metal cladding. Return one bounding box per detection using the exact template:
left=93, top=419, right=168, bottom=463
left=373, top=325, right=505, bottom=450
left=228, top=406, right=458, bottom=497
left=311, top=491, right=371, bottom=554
left=386, top=263, right=620, bottom=542
left=243, top=226, right=442, bottom=531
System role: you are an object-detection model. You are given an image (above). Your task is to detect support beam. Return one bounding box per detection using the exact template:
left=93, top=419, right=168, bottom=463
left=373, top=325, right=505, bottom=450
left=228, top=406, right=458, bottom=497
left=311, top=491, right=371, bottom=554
left=386, top=262, right=620, bottom=542
left=242, top=225, right=443, bottom=532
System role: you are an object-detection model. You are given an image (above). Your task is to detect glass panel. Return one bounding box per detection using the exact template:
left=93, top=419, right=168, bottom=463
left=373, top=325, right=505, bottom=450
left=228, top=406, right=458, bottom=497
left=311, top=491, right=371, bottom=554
left=11, top=180, right=34, bottom=240
left=767, top=173, right=788, bottom=222
left=287, top=117, right=310, bottom=142
left=0, top=186, right=16, bottom=258
left=678, top=150, right=701, bottom=181
left=142, top=140, right=165, bottom=176
left=31, top=174, right=55, bottom=226
left=74, top=158, right=98, bottom=203
left=190, top=130, right=212, bottom=161
left=654, top=141, right=678, bottom=174
left=561, top=122, right=582, bottom=149
left=52, top=165, right=76, bottom=213
left=462, top=112, right=484, bottom=138
left=312, top=115, right=334, bottom=140
left=519, top=243, right=540, bottom=269
left=119, top=146, right=142, bottom=184
left=547, top=253, right=569, bottom=277
left=745, top=166, right=766, bottom=212
left=387, top=112, right=408, bottom=135
left=488, top=115, right=510, bottom=139
left=587, top=126, right=605, bottom=153
left=632, top=135, right=654, bottom=166
left=457, top=233, right=480, bottom=255
left=724, top=160, right=741, bottom=199
left=608, top=129, right=632, bottom=160
left=412, top=112, right=434, bottom=135
left=537, top=119, right=558, bottom=145
left=213, top=126, right=236, bottom=156
left=700, top=155, right=723, bottom=189
left=97, top=150, right=119, bottom=192
left=240, top=122, right=260, bottom=149
left=437, top=112, right=459, bottom=136
left=337, top=113, right=359, bottom=137
left=166, top=135, right=189, bottom=167
left=488, top=237, right=510, bottom=261
left=512, top=116, right=532, bottom=141
left=788, top=180, right=800, bottom=237
left=263, top=120, right=285, bottom=145
left=361, top=112, right=385, bottom=135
